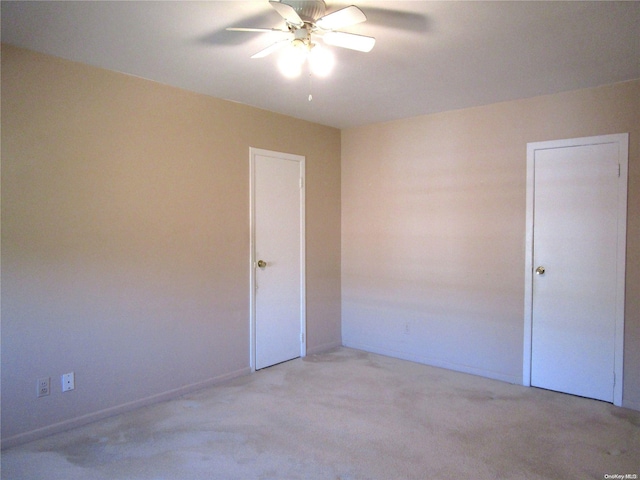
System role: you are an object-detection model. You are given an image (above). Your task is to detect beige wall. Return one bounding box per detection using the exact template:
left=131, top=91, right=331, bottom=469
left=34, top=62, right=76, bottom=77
left=342, top=80, right=640, bottom=408
left=1, top=45, right=342, bottom=446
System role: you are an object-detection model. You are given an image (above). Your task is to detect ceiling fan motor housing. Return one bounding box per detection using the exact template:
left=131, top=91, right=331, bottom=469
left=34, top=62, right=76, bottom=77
left=281, top=0, right=327, bottom=23
left=292, top=27, right=313, bottom=48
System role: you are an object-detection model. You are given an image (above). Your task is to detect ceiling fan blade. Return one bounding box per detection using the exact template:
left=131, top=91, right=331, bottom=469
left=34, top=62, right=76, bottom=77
left=269, top=1, right=303, bottom=28
left=322, top=31, right=375, bottom=52
left=227, top=27, right=289, bottom=33
left=251, top=39, right=290, bottom=59
left=316, top=5, right=367, bottom=30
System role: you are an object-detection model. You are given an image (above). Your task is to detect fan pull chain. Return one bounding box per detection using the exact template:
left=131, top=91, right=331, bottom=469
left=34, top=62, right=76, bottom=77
left=308, top=71, right=313, bottom=102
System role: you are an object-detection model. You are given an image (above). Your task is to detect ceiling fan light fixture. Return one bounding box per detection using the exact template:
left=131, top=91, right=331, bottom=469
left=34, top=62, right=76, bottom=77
left=229, top=0, right=375, bottom=81
left=278, top=44, right=307, bottom=78
left=308, top=43, right=334, bottom=77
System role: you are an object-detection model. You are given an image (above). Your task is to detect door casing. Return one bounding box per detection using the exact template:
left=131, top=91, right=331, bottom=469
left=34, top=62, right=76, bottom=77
left=249, top=147, right=306, bottom=371
left=523, top=133, right=628, bottom=406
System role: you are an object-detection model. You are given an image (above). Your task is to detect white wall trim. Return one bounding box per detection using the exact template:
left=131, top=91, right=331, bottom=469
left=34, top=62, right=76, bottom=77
left=523, top=133, right=628, bottom=406
left=345, top=341, right=521, bottom=385
left=306, top=340, right=343, bottom=356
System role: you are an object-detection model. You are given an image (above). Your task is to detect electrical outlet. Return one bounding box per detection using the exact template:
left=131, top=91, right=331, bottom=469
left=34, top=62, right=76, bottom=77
left=37, top=377, right=50, bottom=397
left=62, top=372, right=75, bottom=392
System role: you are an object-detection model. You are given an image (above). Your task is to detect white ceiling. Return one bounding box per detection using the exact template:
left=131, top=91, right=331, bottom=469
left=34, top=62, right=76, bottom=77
left=2, top=1, right=639, bottom=129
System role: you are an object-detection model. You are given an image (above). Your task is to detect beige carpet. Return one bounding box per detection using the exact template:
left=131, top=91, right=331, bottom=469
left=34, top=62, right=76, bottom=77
left=2, top=347, right=639, bottom=479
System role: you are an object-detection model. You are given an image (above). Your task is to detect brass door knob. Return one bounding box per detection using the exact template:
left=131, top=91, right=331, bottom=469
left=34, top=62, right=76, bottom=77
left=257, top=260, right=267, bottom=268
left=535, top=266, right=546, bottom=275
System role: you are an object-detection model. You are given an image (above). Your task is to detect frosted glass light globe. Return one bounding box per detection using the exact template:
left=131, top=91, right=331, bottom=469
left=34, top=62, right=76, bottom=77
left=278, top=46, right=306, bottom=78
left=308, top=44, right=334, bottom=77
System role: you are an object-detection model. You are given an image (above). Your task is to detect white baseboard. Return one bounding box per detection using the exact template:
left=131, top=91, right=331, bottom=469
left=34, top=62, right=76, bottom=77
left=343, top=341, right=522, bottom=385
left=306, top=340, right=342, bottom=356
left=1, top=366, right=252, bottom=450
left=622, top=397, right=640, bottom=412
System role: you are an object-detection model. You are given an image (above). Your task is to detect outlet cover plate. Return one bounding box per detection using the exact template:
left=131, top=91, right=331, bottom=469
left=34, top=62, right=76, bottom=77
left=62, top=372, right=75, bottom=392
left=37, top=377, right=50, bottom=397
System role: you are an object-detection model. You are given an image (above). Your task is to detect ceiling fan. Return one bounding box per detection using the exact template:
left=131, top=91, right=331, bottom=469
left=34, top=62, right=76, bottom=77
left=227, top=0, right=375, bottom=78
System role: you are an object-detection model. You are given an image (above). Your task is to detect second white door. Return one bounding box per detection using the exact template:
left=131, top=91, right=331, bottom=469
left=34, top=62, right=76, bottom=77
left=251, top=148, right=305, bottom=370
left=526, top=134, right=627, bottom=403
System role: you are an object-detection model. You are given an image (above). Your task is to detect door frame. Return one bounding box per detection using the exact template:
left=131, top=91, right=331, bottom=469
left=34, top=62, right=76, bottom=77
left=249, top=147, right=306, bottom=372
left=523, top=133, right=628, bottom=406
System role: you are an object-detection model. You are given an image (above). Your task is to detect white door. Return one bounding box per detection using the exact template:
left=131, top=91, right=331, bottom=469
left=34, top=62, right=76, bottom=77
left=524, top=134, right=627, bottom=404
left=250, top=148, right=305, bottom=370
